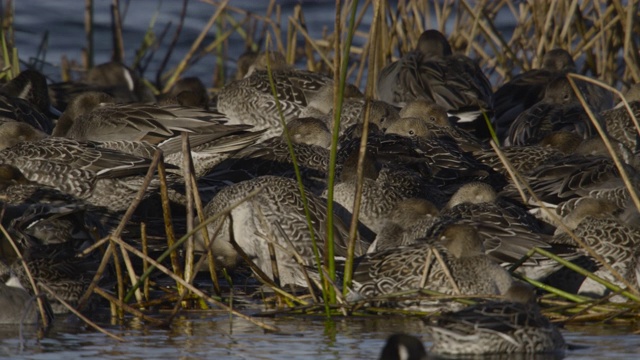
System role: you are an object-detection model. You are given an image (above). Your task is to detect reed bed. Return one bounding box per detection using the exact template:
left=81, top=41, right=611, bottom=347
left=1, top=0, right=640, bottom=338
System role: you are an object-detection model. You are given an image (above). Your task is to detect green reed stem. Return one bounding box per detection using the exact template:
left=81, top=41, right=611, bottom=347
left=262, top=34, right=330, bottom=315
left=341, top=0, right=363, bottom=295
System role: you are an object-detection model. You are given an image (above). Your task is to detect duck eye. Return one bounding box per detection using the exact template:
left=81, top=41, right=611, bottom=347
left=409, top=130, right=415, bottom=136
left=430, top=116, right=436, bottom=122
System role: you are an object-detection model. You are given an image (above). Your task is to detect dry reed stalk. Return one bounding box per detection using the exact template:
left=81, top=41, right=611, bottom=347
left=181, top=133, right=195, bottom=293
left=77, top=244, right=114, bottom=311
left=94, top=287, right=166, bottom=327
left=163, top=0, right=229, bottom=92
left=141, top=222, right=150, bottom=301
left=189, top=174, right=220, bottom=296
left=156, top=159, right=183, bottom=283
left=111, top=236, right=280, bottom=331
left=155, top=0, right=188, bottom=87
left=119, top=241, right=143, bottom=303
left=419, top=248, right=434, bottom=289
left=84, top=0, right=93, bottom=69
left=110, top=0, right=124, bottom=63
left=110, top=238, right=125, bottom=319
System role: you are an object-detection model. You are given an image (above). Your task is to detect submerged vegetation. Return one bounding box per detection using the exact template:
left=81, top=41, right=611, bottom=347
left=1, top=0, right=640, bottom=342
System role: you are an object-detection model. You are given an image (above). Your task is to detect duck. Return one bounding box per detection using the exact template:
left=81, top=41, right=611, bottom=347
left=0, top=257, right=91, bottom=315
left=398, top=100, right=485, bottom=152
left=194, top=175, right=372, bottom=288
left=217, top=51, right=340, bottom=140
left=505, top=75, right=605, bottom=146
left=48, top=61, right=155, bottom=110
left=219, top=117, right=331, bottom=194
left=350, top=224, right=514, bottom=312
left=384, top=117, right=502, bottom=188
left=551, top=198, right=640, bottom=299
left=371, top=198, right=441, bottom=253
left=329, top=147, right=434, bottom=234
left=427, top=282, right=566, bottom=356
left=377, top=29, right=493, bottom=138
left=378, top=333, right=427, bottom=360
left=0, top=126, right=160, bottom=211
left=473, top=131, right=583, bottom=175
left=0, top=270, right=53, bottom=325
left=0, top=69, right=57, bottom=134
left=158, top=77, right=210, bottom=109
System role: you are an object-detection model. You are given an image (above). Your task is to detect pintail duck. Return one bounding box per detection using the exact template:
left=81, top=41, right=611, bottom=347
left=52, top=91, right=237, bottom=142
left=0, top=69, right=56, bottom=134
left=219, top=117, right=331, bottom=194
left=301, top=96, right=397, bottom=135
left=377, top=29, right=493, bottom=138
left=350, top=224, right=514, bottom=312
left=0, top=270, right=53, bottom=325
left=158, top=77, right=210, bottom=109
left=49, top=61, right=155, bottom=110
left=505, top=75, right=605, bottom=146
left=0, top=128, right=160, bottom=211
left=427, top=282, right=566, bottom=356
left=370, top=198, right=441, bottom=253
left=52, top=91, right=263, bottom=177
left=493, top=48, right=612, bottom=143
left=398, top=100, right=485, bottom=152
left=194, top=175, right=371, bottom=288
left=499, top=137, right=639, bottom=208
left=600, top=100, right=640, bottom=152
left=0, top=257, right=91, bottom=315
left=441, top=182, right=567, bottom=281
left=473, top=131, right=583, bottom=175
left=329, top=147, right=435, bottom=234
left=217, top=51, right=341, bottom=140
left=552, top=198, right=640, bottom=299
left=384, top=118, right=502, bottom=187
left=379, top=334, right=427, bottom=360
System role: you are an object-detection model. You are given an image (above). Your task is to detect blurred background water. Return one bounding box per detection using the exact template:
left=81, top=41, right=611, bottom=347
left=6, top=1, right=639, bottom=359
left=14, top=0, right=351, bottom=84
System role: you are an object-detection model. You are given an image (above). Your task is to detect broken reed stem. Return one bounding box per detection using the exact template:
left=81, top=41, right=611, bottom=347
left=110, top=235, right=280, bottom=332
left=84, top=0, right=93, bottom=69
left=77, top=244, right=114, bottom=311
left=0, top=224, right=50, bottom=330
left=156, top=158, right=183, bottom=286
left=94, top=287, right=166, bottom=327
left=419, top=248, right=434, bottom=289
left=119, top=239, right=143, bottom=303
left=123, top=186, right=264, bottom=302
left=40, top=282, right=125, bottom=342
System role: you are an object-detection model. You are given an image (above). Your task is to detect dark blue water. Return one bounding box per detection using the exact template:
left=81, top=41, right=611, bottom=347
left=14, top=0, right=344, bottom=83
